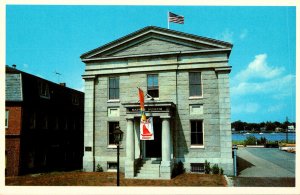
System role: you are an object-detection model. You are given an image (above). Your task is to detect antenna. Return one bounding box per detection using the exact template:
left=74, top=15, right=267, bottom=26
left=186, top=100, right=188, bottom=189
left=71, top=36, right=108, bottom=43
left=54, top=71, right=62, bottom=83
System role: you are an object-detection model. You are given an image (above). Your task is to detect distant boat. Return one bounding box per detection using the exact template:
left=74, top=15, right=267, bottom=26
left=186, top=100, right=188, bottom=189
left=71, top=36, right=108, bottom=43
left=259, top=132, right=264, bottom=135
left=244, top=132, right=251, bottom=135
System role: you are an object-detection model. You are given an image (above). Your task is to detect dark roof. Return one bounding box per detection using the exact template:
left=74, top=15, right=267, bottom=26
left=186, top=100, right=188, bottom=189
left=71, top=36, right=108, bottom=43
left=5, top=65, right=83, bottom=94
left=6, top=67, right=23, bottom=102
left=80, top=26, right=233, bottom=59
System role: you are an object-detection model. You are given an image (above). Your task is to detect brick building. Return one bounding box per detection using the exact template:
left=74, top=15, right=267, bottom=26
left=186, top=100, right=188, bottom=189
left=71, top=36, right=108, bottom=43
left=80, top=26, right=233, bottom=179
left=5, top=65, right=84, bottom=176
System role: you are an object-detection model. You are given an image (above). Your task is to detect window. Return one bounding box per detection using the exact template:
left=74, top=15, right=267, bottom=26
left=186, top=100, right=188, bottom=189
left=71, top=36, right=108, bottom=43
left=72, top=94, right=79, bottom=105
left=191, top=163, right=205, bottom=173
left=108, top=122, right=119, bottom=145
left=5, top=110, right=9, bottom=128
left=107, top=162, right=118, bottom=172
left=189, top=72, right=202, bottom=97
left=42, top=114, right=48, bottom=129
left=109, top=77, right=119, bottom=100
left=29, top=112, right=36, bottom=129
left=39, top=81, right=50, bottom=98
left=55, top=117, right=59, bottom=130
left=147, top=74, right=159, bottom=98
left=191, top=120, right=203, bottom=145
left=64, top=118, right=68, bottom=130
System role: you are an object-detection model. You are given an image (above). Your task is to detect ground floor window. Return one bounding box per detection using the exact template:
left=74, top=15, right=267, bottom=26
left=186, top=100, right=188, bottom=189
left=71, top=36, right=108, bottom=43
left=107, top=162, right=117, bottom=172
left=190, top=163, right=205, bottom=173
left=191, top=120, right=204, bottom=145
left=108, top=122, right=119, bottom=145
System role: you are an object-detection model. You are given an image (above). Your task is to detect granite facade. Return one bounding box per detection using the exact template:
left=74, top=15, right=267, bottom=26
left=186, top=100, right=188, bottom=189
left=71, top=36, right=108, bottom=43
left=81, top=26, right=233, bottom=177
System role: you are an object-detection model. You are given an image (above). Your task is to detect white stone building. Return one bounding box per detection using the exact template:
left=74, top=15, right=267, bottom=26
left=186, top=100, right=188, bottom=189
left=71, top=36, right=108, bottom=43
left=80, top=26, right=233, bottom=179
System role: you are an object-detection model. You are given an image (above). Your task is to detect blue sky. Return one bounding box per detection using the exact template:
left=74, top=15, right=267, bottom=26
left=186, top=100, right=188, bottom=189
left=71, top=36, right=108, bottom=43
left=6, top=5, right=296, bottom=123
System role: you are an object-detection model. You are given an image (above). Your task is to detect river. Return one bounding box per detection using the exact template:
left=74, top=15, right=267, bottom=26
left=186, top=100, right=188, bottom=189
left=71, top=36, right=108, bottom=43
left=232, top=132, right=296, bottom=142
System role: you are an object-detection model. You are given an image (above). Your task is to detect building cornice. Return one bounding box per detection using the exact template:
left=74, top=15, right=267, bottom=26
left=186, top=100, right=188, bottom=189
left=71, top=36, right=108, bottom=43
left=82, top=48, right=232, bottom=63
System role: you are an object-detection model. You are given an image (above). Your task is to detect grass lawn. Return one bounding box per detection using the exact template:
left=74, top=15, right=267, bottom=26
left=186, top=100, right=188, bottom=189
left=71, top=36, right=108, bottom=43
left=5, top=171, right=227, bottom=186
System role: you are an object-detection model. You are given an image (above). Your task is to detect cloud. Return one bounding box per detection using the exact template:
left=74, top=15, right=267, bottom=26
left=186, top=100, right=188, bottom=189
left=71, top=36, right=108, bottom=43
left=233, top=54, right=285, bottom=83
left=232, top=102, right=260, bottom=114
left=219, top=29, right=234, bottom=43
left=23, top=64, right=29, bottom=69
left=239, top=29, right=248, bottom=40
left=267, top=104, right=284, bottom=113
left=231, top=74, right=295, bottom=96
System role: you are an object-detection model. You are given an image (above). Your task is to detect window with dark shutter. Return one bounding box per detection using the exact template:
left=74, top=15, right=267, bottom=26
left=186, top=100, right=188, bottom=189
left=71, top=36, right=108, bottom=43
left=189, top=72, right=202, bottom=97
left=109, top=77, right=119, bottom=100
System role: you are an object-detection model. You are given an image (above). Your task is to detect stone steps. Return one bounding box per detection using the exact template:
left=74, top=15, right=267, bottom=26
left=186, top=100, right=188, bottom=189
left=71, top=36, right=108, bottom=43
left=135, top=160, right=161, bottom=179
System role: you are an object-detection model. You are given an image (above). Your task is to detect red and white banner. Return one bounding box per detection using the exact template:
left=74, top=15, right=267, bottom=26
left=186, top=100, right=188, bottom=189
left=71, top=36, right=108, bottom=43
left=140, top=117, right=154, bottom=140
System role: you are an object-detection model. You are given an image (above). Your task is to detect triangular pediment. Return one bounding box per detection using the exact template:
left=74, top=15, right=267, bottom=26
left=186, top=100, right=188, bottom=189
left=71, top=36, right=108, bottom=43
left=81, top=26, right=232, bottom=60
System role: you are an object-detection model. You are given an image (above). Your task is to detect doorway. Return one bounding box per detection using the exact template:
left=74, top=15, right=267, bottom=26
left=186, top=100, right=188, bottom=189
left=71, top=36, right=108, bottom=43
left=145, top=117, right=162, bottom=158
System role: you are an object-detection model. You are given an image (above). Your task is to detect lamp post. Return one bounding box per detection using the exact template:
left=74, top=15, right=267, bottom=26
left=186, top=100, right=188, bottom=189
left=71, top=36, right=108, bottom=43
left=113, top=126, right=123, bottom=186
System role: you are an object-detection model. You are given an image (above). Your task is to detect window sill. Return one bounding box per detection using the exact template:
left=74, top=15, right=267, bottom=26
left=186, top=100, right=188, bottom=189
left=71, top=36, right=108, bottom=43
left=107, top=169, right=117, bottom=172
left=107, top=99, right=120, bottom=103
left=189, top=96, right=203, bottom=100
left=146, top=98, right=159, bottom=101
left=107, top=145, right=123, bottom=149
left=190, top=145, right=205, bottom=149
left=40, top=95, right=50, bottom=99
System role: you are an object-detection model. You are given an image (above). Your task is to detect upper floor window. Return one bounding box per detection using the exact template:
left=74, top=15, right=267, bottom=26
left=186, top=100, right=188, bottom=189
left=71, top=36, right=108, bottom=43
left=41, top=113, right=48, bottom=129
left=72, top=94, right=79, bottom=105
left=39, top=81, right=50, bottom=98
left=147, top=74, right=159, bottom=98
left=109, top=77, right=119, bottom=100
left=189, top=72, right=202, bottom=97
left=5, top=110, right=9, bottom=128
left=29, top=112, right=36, bottom=129
left=191, top=120, right=204, bottom=146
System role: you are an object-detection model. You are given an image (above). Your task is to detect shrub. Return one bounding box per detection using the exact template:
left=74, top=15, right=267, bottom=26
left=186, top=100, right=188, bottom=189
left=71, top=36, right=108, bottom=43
left=257, top=137, right=267, bottom=145
left=220, top=168, right=224, bottom=175
left=212, top=164, right=220, bottom=174
left=96, top=163, right=103, bottom=172
left=171, top=160, right=185, bottom=178
left=204, top=160, right=211, bottom=174
left=244, top=135, right=257, bottom=145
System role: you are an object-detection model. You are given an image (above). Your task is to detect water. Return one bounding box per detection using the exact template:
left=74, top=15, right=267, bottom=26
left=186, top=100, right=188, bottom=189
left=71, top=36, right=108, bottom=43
left=232, top=132, right=296, bottom=142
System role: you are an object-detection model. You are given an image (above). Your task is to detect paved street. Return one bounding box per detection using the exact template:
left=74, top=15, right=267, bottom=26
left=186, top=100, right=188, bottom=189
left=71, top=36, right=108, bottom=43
left=228, top=147, right=295, bottom=187
left=237, top=147, right=295, bottom=177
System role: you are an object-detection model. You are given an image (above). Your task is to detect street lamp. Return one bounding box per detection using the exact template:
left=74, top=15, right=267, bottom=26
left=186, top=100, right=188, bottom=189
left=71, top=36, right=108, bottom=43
left=113, top=126, right=123, bottom=186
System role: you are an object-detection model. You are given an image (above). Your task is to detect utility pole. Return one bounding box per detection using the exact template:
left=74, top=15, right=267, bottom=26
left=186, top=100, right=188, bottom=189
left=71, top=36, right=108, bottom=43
left=286, top=116, right=289, bottom=143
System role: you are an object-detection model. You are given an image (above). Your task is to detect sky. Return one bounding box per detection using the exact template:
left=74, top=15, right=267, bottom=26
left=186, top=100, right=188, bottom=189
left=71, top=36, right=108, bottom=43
left=5, top=5, right=296, bottom=123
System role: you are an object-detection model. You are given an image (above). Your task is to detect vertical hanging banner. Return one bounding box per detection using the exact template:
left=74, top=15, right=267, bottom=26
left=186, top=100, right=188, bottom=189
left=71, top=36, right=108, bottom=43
left=138, top=87, right=154, bottom=140
left=140, top=117, right=154, bottom=140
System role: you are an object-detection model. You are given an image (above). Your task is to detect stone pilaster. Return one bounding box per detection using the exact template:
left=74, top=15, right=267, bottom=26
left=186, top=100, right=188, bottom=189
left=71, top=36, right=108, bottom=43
left=125, top=117, right=135, bottom=178
left=216, top=68, right=233, bottom=175
left=83, top=76, right=95, bottom=172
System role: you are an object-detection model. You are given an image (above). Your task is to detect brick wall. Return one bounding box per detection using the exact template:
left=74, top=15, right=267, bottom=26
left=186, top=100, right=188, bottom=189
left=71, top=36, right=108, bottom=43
left=6, top=106, right=22, bottom=135
left=6, top=138, right=21, bottom=176
left=5, top=106, right=22, bottom=176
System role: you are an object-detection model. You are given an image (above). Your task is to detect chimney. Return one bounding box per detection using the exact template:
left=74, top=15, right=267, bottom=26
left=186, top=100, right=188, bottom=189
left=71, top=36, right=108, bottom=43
left=12, top=64, right=17, bottom=69
left=60, top=83, right=66, bottom=87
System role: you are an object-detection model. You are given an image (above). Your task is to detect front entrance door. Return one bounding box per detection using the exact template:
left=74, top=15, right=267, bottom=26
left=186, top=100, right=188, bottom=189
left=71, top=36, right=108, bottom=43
left=145, top=117, right=162, bottom=158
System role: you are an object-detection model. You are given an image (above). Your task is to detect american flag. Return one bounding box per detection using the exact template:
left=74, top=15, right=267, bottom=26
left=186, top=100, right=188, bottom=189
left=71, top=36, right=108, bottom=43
left=169, top=12, right=184, bottom=24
